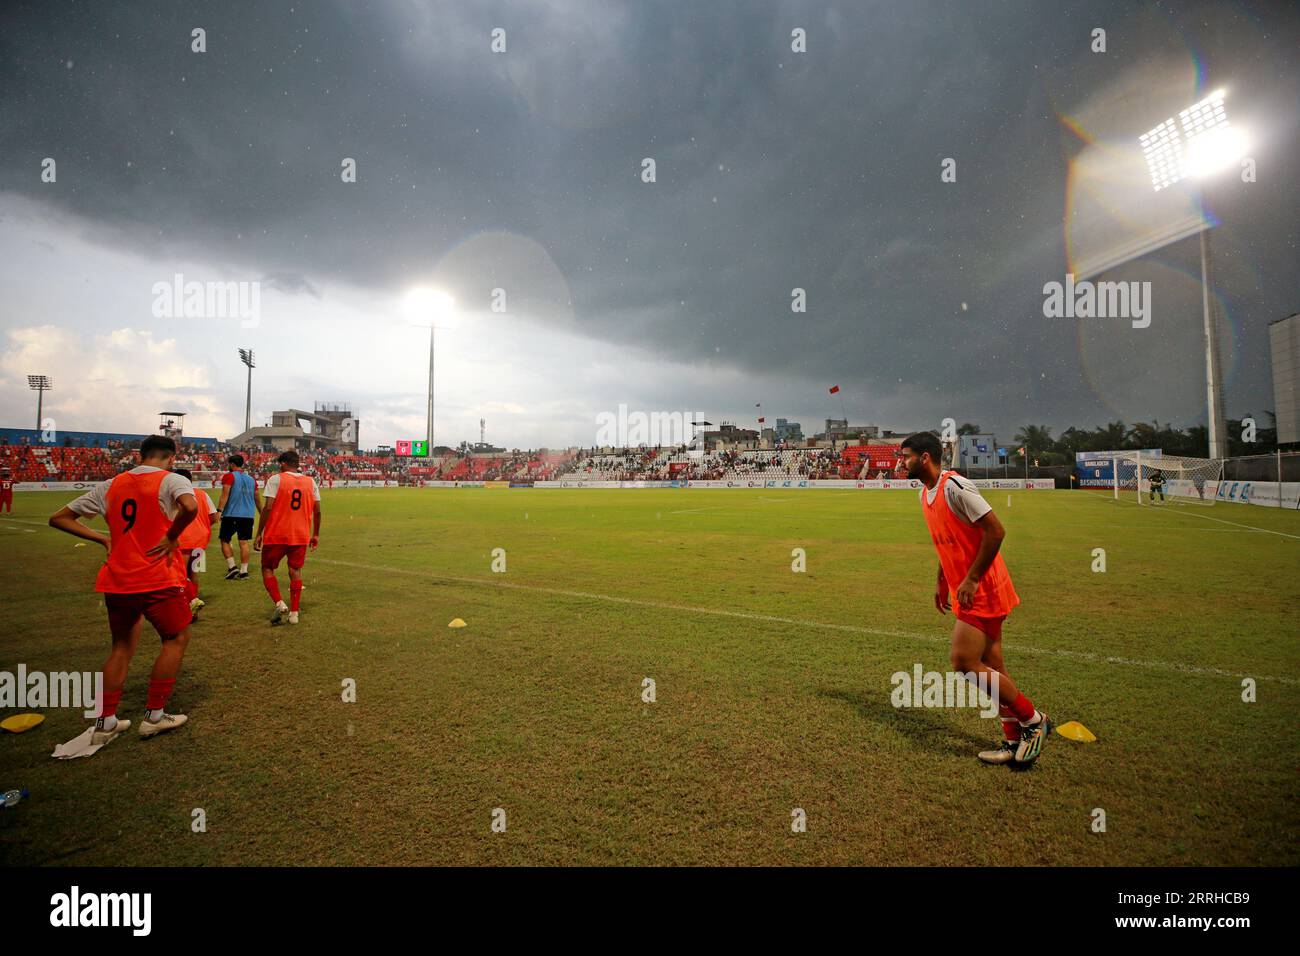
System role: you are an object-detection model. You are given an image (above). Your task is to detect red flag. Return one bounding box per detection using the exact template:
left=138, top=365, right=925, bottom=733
left=757, top=417, right=766, bottom=424
left=828, top=385, right=840, bottom=394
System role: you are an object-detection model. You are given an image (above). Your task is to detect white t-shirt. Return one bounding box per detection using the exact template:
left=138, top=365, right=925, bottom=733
left=263, top=471, right=321, bottom=502
left=921, top=471, right=992, bottom=525
left=67, top=465, right=197, bottom=521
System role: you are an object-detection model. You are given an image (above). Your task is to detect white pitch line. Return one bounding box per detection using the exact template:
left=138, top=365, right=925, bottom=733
left=314, top=557, right=1298, bottom=687
left=1079, top=492, right=1300, bottom=540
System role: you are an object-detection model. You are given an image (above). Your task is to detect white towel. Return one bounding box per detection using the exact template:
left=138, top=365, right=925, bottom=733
left=51, top=727, right=110, bottom=759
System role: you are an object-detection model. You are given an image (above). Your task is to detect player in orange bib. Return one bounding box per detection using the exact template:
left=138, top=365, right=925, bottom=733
left=172, top=468, right=218, bottom=620
left=48, top=435, right=199, bottom=746
left=898, top=432, right=1050, bottom=766
left=253, top=450, right=321, bottom=625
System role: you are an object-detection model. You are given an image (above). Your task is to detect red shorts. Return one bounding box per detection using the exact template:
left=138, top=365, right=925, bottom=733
left=261, top=544, right=308, bottom=570
left=955, top=609, right=1007, bottom=640
left=104, top=587, right=191, bottom=641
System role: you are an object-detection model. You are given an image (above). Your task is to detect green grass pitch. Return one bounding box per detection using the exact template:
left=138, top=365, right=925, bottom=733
left=1, top=487, right=1297, bottom=866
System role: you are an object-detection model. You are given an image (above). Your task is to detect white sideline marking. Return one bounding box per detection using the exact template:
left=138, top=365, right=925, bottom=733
left=668, top=507, right=713, bottom=515
left=1079, top=492, right=1300, bottom=540
left=314, top=557, right=1298, bottom=687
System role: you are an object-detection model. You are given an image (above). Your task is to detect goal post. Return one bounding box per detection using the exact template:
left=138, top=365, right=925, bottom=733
left=1110, top=450, right=1224, bottom=505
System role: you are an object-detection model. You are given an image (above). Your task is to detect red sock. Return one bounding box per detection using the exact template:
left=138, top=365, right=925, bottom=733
left=146, top=677, right=176, bottom=712
left=264, top=575, right=282, bottom=603
left=185, top=578, right=199, bottom=602
left=100, top=687, right=123, bottom=720
left=999, top=706, right=1019, bottom=741
left=1008, top=691, right=1036, bottom=723
left=289, top=580, right=303, bottom=612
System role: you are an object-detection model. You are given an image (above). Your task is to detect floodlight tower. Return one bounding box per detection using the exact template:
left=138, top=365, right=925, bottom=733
left=27, top=374, right=51, bottom=431
left=238, top=349, right=255, bottom=433
left=402, top=289, right=456, bottom=453
left=1138, top=89, right=1247, bottom=459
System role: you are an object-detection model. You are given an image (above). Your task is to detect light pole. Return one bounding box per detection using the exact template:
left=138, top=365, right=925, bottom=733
left=238, top=349, right=255, bottom=433
left=27, top=375, right=51, bottom=432
left=1139, top=89, right=1247, bottom=459
left=427, top=326, right=435, bottom=452
left=1197, top=221, right=1227, bottom=459
left=403, top=289, right=455, bottom=453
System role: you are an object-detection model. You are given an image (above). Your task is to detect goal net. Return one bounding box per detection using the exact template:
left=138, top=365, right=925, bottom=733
left=1112, top=452, right=1224, bottom=505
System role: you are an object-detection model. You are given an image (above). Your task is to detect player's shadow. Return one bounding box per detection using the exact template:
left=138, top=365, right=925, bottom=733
left=818, top=687, right=991, bottom=757
left=135, top=669, right=212, bottom=716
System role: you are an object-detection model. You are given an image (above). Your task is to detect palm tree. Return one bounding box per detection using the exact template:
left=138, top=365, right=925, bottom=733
left=1126, top=420, right=1160, bottom=449
left=1013, top=425, right=1053, bottom=454
left=1089, top=420, right=1127, bottom=451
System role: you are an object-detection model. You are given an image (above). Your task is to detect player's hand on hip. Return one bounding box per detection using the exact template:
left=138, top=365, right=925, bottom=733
left=145, top=535, right=180, bottom=559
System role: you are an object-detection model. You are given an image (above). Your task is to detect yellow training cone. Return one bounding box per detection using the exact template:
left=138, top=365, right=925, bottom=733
left=448, top=618, right=467, bottom=628
left=1055, top=721, right=1096, bottom=743
left=1, top=713, right=45, bottom=734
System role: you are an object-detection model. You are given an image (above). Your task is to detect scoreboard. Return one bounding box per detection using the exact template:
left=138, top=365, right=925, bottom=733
left=395, top=440, right=429, bottom=458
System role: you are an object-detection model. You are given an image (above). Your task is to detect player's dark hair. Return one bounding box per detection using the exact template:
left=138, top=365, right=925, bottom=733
left=900, top=432, right=943, bottom=465
left=228, top=454, right=245, bottom=467
left=278, top=450, right=300, bottom=467
left=172, top=468, right=193, bottom=480
left=139, top=435, right=177, bottom=460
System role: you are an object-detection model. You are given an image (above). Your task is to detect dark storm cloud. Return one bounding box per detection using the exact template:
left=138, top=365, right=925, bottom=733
left=2, top=0, right=1297, bottom=436
left=262, top=271, right=320, bottom=297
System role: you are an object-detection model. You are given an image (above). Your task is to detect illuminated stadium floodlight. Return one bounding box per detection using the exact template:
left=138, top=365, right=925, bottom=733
left=238, top=349, right=255, bottom=433
left=27, top=374, right=51, bottom=431
left=402, top=288, right=457, bottom=451
left=1139, top=90, right=1245, bottom=192
left=1136, top=90, right=1248, bottom=459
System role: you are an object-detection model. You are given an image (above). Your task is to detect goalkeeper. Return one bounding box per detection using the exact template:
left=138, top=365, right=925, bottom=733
left=1149, top=470, right=1166, bottom=503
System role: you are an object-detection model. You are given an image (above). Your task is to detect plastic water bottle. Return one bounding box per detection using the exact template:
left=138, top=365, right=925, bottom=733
left=1, top=788, right=28, bottom=808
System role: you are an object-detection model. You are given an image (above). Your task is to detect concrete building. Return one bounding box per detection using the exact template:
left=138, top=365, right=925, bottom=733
left=702, top=423, right=759, bottom=450
left=774, top=418, right=804, bottom=443
left=229, top=402, right=359, bottom=453
left=816, top=419, right=881, bottom=442
left=958, top=434, right=999, bottom=470
left=1270, top=313, right=1300, bottom=446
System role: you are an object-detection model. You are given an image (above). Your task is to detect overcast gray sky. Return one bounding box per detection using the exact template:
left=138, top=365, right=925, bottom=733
left=2, top=0, right=1297, bottom=449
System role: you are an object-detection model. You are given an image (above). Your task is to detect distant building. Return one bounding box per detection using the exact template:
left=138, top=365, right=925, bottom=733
left=774, top=418, right=804, bottom=443
left=229, top=402, right=359, bottom=453
left=1270, top=313, right=1300, bottom=445
left=816, top=419, right=881, bottom=442
left=958, top=434, right=998, bottom=470
left=702, top=423, right=759, bottom=450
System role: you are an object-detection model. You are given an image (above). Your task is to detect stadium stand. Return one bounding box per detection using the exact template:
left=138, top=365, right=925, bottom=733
left=0, top=442, right=907, bottom=485
left=551, top=445, right=899, bottom=481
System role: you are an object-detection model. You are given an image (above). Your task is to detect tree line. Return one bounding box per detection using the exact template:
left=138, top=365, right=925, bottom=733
left=949, top=413, right=1282, bottom=466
